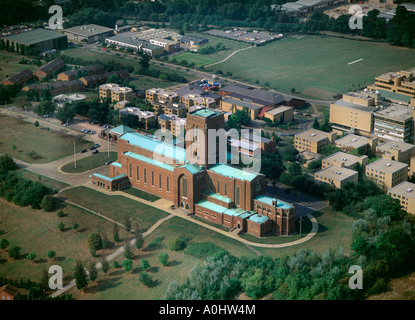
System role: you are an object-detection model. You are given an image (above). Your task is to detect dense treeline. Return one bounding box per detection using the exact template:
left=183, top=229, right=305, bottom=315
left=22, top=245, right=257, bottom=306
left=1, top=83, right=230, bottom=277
left=164, top=194, right=415, bottom=300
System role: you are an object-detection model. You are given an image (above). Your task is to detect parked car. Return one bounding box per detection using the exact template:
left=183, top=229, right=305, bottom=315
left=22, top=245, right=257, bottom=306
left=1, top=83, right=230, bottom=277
left=105, top=160, right=112, bottom=165
left=95, top=144, right=100, bottom=148
left=89, top=146, right=96, bottom=150
left=80, top=149, right=87, bottom=153
left=92, top=149, right=99, bottom=154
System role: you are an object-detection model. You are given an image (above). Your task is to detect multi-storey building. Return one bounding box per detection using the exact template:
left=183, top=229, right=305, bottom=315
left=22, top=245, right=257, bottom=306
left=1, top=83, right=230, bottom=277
left=99, top=83, right=133, bottom=103
left=315, top=165, right=358, bottom=189
left=322, top=151, right=368, bottom=170
left=367, top=67, right=415, bottom=98
left=145, top=88, right=179, bottom=103
left=158, top=114, right=186, bottom=137
left=294, top=128, right=337, bottom=154
left=376, top=140, right=415, bottom=165
left=91, top=108, right=296, bottom=237
left=335, top=134, right=378, bottom=154
left=373, top=104, right=413, bottom=143
left=388, top=181, right=415, bottom=215
left=119, top=107, right=156, bottom=130
left=365, top=158, right=408, bottom=191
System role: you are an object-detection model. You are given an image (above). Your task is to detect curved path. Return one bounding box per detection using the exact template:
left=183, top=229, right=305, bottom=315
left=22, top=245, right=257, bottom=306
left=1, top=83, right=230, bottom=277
left=204, top=46, right=254, bottom=68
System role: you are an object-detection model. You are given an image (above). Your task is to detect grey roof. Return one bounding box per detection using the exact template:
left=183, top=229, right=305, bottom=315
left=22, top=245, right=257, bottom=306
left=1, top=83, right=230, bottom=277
left=2, top=28, right=66, bottom=45
left=332, top=99, right=378, bottom=112
left=222, top=97, right=263, bottom=110
left=221, top=83, right=285, bottom=105
left=106, top=34, right=161, bottom=50
left=176, top=84, right=205, bottom=97
left=38, top=59, right=64, bottom=74
left=3, top=69, right=32, bottom=83
left=64, top=24, right=114, bottom=37
left=180, top=35, right=208, bottom=45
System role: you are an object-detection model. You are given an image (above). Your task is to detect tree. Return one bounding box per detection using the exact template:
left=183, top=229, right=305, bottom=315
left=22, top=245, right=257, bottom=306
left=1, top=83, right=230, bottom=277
left=26, top=252, right=36, bottom=262
left=101, top=259, right=109, bottom=273
left=139, top=54, right=151, bottom=71
left=41, top=195, right=56, bottom=212
left=8, top=245, right=21, bottom=259
left=56, top=102, right=75, bottom=124
left=139, top=272, right=153, bottom=287
left=34, top=100, right=55, bottom=117
left=0, top=238, right=9, bottom=250
left=124, top=214, right=131, bottom=232
left=312, top=117, right=320, bottom=130
left=88, top=262, right=98, bottom=282
left=58, top=221, right=65, bottom=231
left=0, top=154, right=17, bottom=171
left=121, top=259, right=133, bottom=271
left=34, top=121, right=39, bottom=127
left=141, top=259, right=150, bottom=271
left=288, top=162, right=302, bottom=176
left=47, top=250, right=56, bottom=261
left=56, top=209, right=64, bottom=217
left=159, top=252, right=169, bottom=266
left=321, top=144, right=341, bottom=156
left=113, top=224, right=120, bottom=242
left=74, top=260, right=89, bottom=292
left=73, top=223, right=79, bottom=231
left=123, top=243, right=133, bottom=259
left=102, top=233, right=109, bottom=249
left=135, top=231, right=144, bottom=250
left=87, top=233, right=103, bottom=250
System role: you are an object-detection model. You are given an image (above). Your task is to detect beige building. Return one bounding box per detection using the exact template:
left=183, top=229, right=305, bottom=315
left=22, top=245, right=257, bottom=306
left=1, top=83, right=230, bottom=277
left=263, top=106, right=294, bottom=123
left=315, top=165, right=358, bottom=189
left=329, top=92, right=379, bottom=137
left=119, top=107, right=155, bottom=130
left=294, top=128, right=337, bottom=154
left=145, top=88, right=179, bottom=103
left=388, top=181, right=415, bottom=214
left=181, top=93, right=217, bottom=109
left=335, top=134, right=378, bottom=154
left=322, top=151, right=368, bottom=170
left=367, top=67, right=415, bottom=98
left=373, top=104, right=413, bottom=143
left=158, top=114, right=186, bottom=137
left=365, top=158, right=408, bottom=191
left=99, top=83, right=133, bottom=103
left=220, top=97, right=264, bottom=120
left=376, top=140, right=415, bottom=165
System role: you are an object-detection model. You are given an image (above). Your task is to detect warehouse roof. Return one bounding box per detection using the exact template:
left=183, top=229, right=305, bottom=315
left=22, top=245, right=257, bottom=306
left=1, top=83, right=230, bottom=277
left=2, top=28, right=66, bottom=45
left=64, top=24, right=114, bottom=37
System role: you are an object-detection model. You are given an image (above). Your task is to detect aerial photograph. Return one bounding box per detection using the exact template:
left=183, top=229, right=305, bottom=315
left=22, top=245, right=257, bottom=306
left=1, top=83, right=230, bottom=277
left=0, top=0, right=415, bottom=309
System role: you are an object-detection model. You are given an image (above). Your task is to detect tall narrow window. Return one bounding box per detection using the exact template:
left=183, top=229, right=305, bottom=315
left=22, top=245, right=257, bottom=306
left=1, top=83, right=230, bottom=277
left=182, top=177, right=188, bottom=198
left=217, top=181, right=220, bottom=193
left=159, top=173, right=162, bottom=189
left=151, top=171, right=154, bottom=187
left=224, top=183, right=227, bottom=196
left=235, top=186, right=240, bottom=206
left=166, top=176, right=170, bottom=192
left=144, top=168, right=147, bottom=184
left=136, top=165, right=139, bottom=181
left=129, top=163, right=132, bottom=178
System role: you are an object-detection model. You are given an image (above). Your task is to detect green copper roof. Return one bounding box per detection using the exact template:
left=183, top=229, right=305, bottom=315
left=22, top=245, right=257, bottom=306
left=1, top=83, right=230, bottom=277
left=111, top=161, right=122, bottom=168
left=180, top=163, right=203, bottom=175
left=249, top=214, right=269, bottom=224
left=196, top=199, right=227, bottom=214
left=203, top=191, right=232, bottom=203
left=110, top=125, right=134, bottom=135
left=92, top=173, right=127, bottom=182
left=208, top=164, right=259, bottom=182
left=255, top=195, right=292, bottom=209
left=120, top=132, right=186, bottom=163
left=124, top=151, right=175, bottom=172
left=191, top=108, right=221, bottom=118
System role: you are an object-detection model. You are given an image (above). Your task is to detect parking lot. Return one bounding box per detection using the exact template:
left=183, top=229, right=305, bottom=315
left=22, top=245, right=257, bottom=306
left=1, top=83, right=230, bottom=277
left=204, top=28, right=282, bottom=44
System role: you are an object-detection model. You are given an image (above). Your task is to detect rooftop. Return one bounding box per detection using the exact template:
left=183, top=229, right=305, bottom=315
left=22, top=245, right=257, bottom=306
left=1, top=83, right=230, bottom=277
left=388, top=181, right=415, bottom=199
left=124, top=151, right=175, bottom=172
left=323, top=151, right=361, bottom=168
left=222, top=97, right=263, bottom=110
left=295, top=128, right=329, bottom=142
left=375, top=105, right=413, bottom=121
left=335, top=134, right=370, bottom=149
left=208, top=164, right=260, bottom=182
left=332, top=99, right=378, bottom=113
left=265, top=105, right=293, bottom=115
left=110, top=124, right=135, bottom=135
left=190, top=108, right=222, bottom=118
left=376, top=140, right=415, bottom=153
left=92, top=173, right=127, bottom=182
left=249, top=214, right=270, bottom=224
left=64, top=24, right=114, bottom=37
left=366, top=158, right=408, bottom=173
left=2, top=28, right=66, bottom=45
left=315, top=165, right=358, bottom=181
left=255, top=194, right=292, bottom=209
left=203, top=190, right=232, bottom=203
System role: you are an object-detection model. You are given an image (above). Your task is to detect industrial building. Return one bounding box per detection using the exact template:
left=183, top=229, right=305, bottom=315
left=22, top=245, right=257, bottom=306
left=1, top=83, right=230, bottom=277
left=64, top=24, right=115, bottom=44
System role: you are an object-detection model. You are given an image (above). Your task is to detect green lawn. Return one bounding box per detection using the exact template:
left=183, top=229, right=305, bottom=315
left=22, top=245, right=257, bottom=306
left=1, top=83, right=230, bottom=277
left=0, top=114, right=91, bottom=163
left=0, top=52, right=39, bottom=83
left=204, top=34, right=415, bottom=100
left=14, top=169, right=69, bottom=191
left=59, top=186, right=168, bottom=232
left=129, top=75, right=180, bottom=89
left=122, top=187, right=161, bottom=202
left=0, top=198, right=128, bottom=285
left=61, top=151, right=117, bottom=173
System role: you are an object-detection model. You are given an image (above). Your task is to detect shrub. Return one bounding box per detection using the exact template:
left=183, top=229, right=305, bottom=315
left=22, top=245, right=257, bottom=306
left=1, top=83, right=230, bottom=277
left=41, top=195, right=56, bottom=212
left=26, top=252, right=36, bottom=262
left=183, top=242, right=225, bottom=259
left=8, top=246, right=21, bottom=259
left=166, top=235, right=192, bottom=251
left=0, top=238, right=10, bottom=250
left=146, top=236, right=164, bottom=251
left=57, top=222, right=65, bottom=232
left=56, top=209, right=64, bottom=217
left=87, top=233, right=103, bottom=250
left=158, top=253, right=169, bottom=266
left=139, top=272, right=153, bottom=287
left=121, top=259, right=133, bottom=271
left=47, top=250, right=56, bottom=260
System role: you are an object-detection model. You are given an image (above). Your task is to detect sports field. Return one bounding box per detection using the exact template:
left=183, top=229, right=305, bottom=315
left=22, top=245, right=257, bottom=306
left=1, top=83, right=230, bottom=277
left=204, top=34, right=415, bottom=100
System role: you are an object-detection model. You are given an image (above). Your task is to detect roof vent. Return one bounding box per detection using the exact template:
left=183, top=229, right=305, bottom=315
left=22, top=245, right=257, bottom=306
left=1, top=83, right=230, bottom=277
left=351, top=138, right=357, bottom=142
left=310, top=133, right=316, bottom=137
left=386, top=163, right=391, bottom=167
left=407, top=188, right=413, bottom=192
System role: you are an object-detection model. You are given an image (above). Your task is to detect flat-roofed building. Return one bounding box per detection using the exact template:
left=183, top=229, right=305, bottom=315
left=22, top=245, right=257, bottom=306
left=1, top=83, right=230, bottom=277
left=180, top=35, right=208, bottom=52
left=294, top=128, right=337, bottom=154
left=149, top=37, right=180, bottom=52
left=181, top=93, right=217, bottom=109
left=322, top=151, right=368, bottom=170
left=1, top=28, right=68, bottom=54
left=220, top=97, right=265, bottom=120
left=105, top=35, right=164, bottom=57
left=152, top=100, right=186, bottom=118
left=119, top=107, right=155, bottom=130
left=315, top=165, right=358, bottom=189
left=367, top=67, right=415, bottom=98
left=365, top=158, right=408, bottom=191
left=158, top=114, right=186, bottom=137
left=388, top=181, right=415, bottom=214
left=376, top=140, right=415, bottom=164
left=373, top=104, right=413, bottom=143
left=241, top=131, right=276, bottom=154
left=99, top=83, right=133, bottom=103
left=335, top=133, right=378, bottom=154
left=1, top=69, right=33, bottom=86
left=329, top=92, right=379, bottom=137
left=263, top=106, right=294, bottom=124
left=145, top=88, right=179, bottom=103
left=64, top=24, right=114, bottom=44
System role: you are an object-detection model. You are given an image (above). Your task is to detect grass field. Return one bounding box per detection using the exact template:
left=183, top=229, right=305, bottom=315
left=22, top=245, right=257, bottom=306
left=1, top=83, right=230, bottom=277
left=61, top=151, right=117, bottom=173
left=14, top=169, right=69, bottom=191
left=204, top=34, right=415, bottom=100
left=0, top=114, right=91, bottom=163
left=59, top=186, right=168, bottom=232
left=122, top=187, right=161, bottom=202
left=0, top=198, right=128, bottom=284
left=0, top=52, right=38, bottom=82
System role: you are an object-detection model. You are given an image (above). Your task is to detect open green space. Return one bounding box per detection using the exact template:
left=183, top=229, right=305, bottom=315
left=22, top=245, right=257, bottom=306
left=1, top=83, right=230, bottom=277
left=204, top=34, right=415, bottom=100
left=172, top=31, right=250, bottom=67
left=0, top=52, right=38, bottom=82
left=256, top=206, right=355, bottom=258
left=0, top=198, right=128, bottom=284
left=59, top=186, right=168, bottom=232
left=61, top=151, right=117, bottom=173
left=122, top=187, right=161, bottom=202
left=0, top=114, right=90, bottom=163
left=14, top=168, right=69, bottom=191
left=129, top=75, right=180, bottom=89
